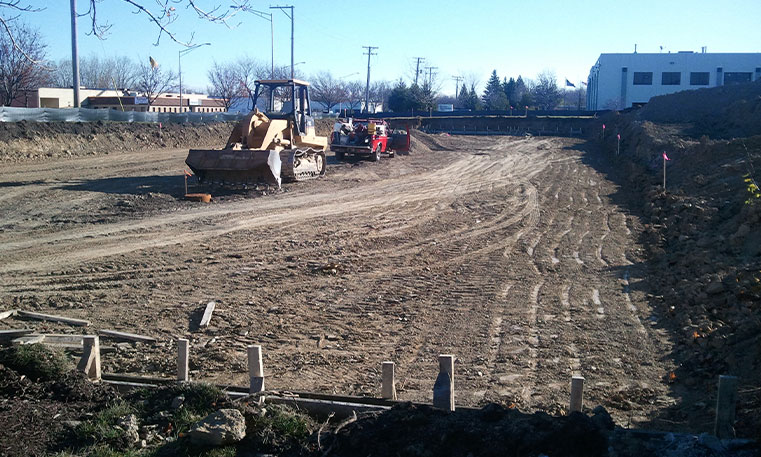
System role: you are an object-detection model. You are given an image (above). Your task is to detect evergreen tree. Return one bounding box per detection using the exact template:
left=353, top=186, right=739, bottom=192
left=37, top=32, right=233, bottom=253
left=387, top=79, right=414, bottom=112
left=482, top=70, right=508, bottom=110
left=503, top=77, right=516, bottom=107
left=465, top=84, right=482, bottom=111
left=456, top=82, right=469, bottom=108
left=514, top=76, right=527, bottom=106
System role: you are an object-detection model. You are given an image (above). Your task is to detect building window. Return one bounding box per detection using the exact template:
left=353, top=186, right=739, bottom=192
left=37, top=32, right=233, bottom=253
left=662, top=72, right=681, bottom=85
left=690, top=72, right=709, bottom=86
left=724, top=72, right=752, bottom=85
left=633, top=72, right=652, bottom=85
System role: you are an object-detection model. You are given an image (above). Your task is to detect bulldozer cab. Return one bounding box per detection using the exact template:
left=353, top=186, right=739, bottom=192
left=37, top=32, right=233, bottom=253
left=253, top=79, right=313, bottom=136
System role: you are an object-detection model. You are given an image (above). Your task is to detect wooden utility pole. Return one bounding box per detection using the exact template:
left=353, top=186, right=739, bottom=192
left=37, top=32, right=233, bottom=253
left=363, top=45, right=378, bottom=113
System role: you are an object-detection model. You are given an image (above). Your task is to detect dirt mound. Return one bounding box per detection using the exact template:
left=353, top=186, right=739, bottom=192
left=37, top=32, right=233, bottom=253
left=637, top=80, right=761, bottom=139
left=326, top=403, right=613, bottom=457
left=0, top=120, right=237, bottom=163
left=593, top=91, right=761, bottom=435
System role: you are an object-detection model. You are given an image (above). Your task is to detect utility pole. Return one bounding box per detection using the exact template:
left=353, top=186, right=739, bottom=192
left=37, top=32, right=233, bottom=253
left=424, top=66, right=438, bottom=87
left=70, top=0, right=80, bottom=107
left=452, top=75, right=463, bottom=98
left=271, top=5, right=294, bottom=78
left=413, top=57, right=425, bottom=85
left=363, top=45, right=378, bottom=113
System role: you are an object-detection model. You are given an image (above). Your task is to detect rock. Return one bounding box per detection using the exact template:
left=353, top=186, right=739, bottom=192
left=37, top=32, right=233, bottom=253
left=189, top=409, right=246, bottom=446
left=171, top=395, right=185, bottom=410
left=706, top=281, right=725, bottom=295
left=117, top=414, right=140, bottom=444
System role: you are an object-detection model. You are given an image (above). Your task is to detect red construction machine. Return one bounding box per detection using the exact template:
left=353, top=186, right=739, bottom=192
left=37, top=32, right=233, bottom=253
left=330, top=118, right=410, bottom=162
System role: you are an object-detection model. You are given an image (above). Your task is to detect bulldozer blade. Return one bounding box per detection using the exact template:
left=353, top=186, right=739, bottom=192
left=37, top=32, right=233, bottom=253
left=186, top=149, right=282, bottom=187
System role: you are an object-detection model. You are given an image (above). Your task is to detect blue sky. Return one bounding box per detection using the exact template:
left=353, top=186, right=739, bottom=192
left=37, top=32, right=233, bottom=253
left=26, top=0, right=761, bottom=95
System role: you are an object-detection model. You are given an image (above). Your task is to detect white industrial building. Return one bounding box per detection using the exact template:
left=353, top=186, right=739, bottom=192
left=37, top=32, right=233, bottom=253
left=586, top=52, right=761, bottom=110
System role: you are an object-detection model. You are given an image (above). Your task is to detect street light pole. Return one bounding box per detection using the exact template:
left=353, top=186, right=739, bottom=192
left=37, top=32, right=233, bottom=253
left=178, top=43, right=211, bottom=113
left=245, top=9, right=274, bottom=79
left=70, top=0, right=81, bottom=107
left=362, top=46, right=378, bottom=113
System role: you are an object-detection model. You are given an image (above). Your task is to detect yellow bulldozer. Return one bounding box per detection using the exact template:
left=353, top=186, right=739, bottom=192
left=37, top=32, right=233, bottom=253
left=186, top=79, right=327, bottom=188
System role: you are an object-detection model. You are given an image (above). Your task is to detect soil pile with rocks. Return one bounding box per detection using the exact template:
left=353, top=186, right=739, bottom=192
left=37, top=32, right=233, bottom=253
left=592, top=82, right=761, bottom=436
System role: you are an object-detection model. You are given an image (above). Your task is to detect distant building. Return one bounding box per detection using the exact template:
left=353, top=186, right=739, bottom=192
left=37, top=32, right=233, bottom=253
left=13, top=87, right=226, bottom=113
left=586, top=52, right=761, bottom=110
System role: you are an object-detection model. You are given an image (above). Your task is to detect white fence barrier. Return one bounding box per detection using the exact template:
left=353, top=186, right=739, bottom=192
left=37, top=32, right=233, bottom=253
left=0, top=106, right=246, bottom=124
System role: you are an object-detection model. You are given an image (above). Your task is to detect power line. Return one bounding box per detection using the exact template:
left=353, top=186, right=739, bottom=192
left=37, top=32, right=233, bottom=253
left=363, top=46, right=378, bottom=113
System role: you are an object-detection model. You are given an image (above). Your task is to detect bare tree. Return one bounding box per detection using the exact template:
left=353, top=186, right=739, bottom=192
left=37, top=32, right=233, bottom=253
left=49, top=59, right=72, bottom=88
left=1, top=1, right=256, bottom=62
left=531, top=70, right=561, bottom=110
left=369, top=80, right=390, bottom=112
left=343, top=81, right=364, bottom=111
left=207, top=60, right=244, bottom=110
left=135, top=57, right=177, bottom=106
left=0, top=21, right=48, bottom=105
left=310, top=71, right=345, bottom=113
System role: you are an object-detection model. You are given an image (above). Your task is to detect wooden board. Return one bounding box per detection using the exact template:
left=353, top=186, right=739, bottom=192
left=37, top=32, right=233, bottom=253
left=12, top=335, right=46, bottom=345
left=99, top=329, right=156, bottom=343
left=0, top=310, right=17, bottom=320
left=17, top=310, right=90, bottom=327
left=0, top=329, right=33, bottom=340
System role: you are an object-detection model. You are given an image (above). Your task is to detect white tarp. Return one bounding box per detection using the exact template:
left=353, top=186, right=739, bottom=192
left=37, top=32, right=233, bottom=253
left=0, top=106, right=246, bottom=124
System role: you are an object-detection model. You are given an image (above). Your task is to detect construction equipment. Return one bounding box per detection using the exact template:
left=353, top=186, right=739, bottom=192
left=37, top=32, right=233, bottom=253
left=331, top=118, right=410, bottom=161
left=186, top=79, right=327, bottom=188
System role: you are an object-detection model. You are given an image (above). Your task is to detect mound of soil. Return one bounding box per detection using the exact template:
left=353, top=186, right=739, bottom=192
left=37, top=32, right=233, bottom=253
left=637, top=80, right=761, bottom=139
left=593, top=84, right=761, bottom=436
left=326, top=402, right=613, bottom=457
left=0, top=118, right=336, bottom=163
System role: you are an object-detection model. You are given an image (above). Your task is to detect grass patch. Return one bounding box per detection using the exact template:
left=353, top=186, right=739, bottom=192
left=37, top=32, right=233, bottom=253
left=75, top=400, right=135, bottom=447
left=244, top=404, right=314, bottom=452
left=0, top=343, right=69, bottom=381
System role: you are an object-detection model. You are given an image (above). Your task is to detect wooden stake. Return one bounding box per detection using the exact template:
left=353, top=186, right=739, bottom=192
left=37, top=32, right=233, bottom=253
left=177, top=338, right=189, bottom=382
left=248, top=344, right=265, bottom=393
left=199, top=301, right=216, bottom=328
left=77, top=336, right=101, bottom=380
left=381, top=361, right=397, bottom=400
left=0, top=309, right=17, bottom=320
left=714, top=375, right=738, bottom=438
left=569, top=376, right=584, bottom=413
left=433, top=354, right=455, bottom=411
left=663, top=154, right=667, bottom=190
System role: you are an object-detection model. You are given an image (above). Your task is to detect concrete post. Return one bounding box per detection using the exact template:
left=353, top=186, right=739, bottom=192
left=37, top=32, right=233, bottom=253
left=381, top=361, right=397, bottom=400
left=177, top=338, right=189, bottom=382
left=433, top=354, right=455, bottom=411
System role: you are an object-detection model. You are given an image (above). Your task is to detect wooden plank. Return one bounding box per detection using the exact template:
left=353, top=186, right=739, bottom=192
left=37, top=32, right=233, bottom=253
left=17, top=310, right=90, bottom=327
left=0, top=329, right=33, bottom=340
left=12, top=335, right=46, bottom=345
left=199, top=301, right=216, bottom=328
left=0, top=309, right=17, bottom=320
left=99, top=329, right=156, bottom=343
left=39, top=334, right=85, bottom=344
left=77, top=336, right=101, bottom=380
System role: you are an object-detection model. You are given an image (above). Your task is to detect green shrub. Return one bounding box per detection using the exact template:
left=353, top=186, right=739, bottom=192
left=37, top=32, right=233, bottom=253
left=0, top=343, right=69, bottom=381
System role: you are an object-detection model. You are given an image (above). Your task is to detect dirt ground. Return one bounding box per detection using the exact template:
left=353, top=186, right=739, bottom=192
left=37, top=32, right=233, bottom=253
left=0, top=128, right=689, bottom=434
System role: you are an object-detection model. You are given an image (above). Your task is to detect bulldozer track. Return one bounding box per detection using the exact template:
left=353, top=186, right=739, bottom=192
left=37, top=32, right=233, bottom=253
left=0, top=134, right=676, bottom=427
